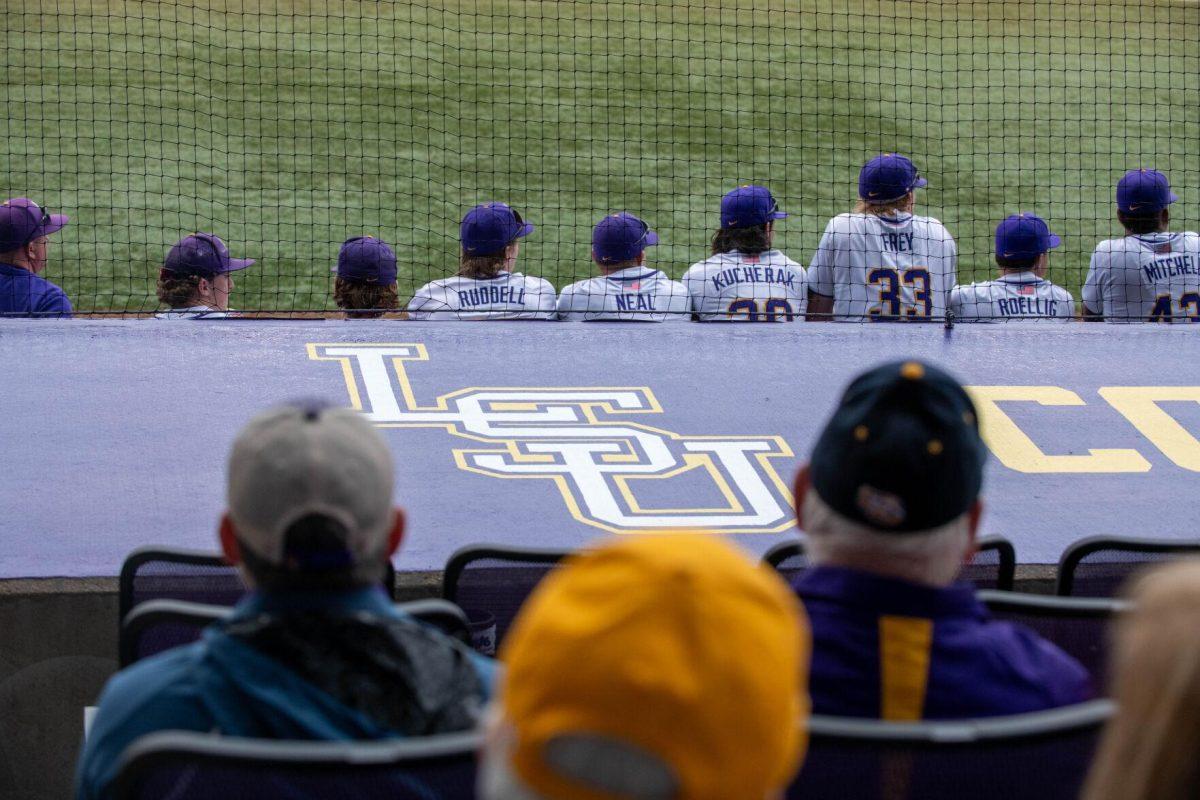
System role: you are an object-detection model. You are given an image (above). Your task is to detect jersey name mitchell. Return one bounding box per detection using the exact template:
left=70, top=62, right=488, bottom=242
left=1082, top=232, right=1200, bottom=322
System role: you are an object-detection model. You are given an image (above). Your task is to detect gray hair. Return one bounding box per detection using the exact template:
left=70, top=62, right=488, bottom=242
left=801, top=490, right=972, bottom=586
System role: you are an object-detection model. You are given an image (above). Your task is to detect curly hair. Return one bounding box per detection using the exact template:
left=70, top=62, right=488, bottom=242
left=854, top=195, right=913, bottom=216
left=711, top=224, right=772, bottom=256
left=333, top=278, right=400, bottom=319
left=458, top=252, right=508, bottom=280
left=156, top=269, right=205, bottom=309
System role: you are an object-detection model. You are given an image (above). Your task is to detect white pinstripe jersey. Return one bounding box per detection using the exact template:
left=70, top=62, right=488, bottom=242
left=557, top=267, right=691, bottom=322
left=1082, top=232, right=1200, bottom=322
left=682, top=250, right=807, bottom=322
left=407, top=272, right=557, bottom=320
left=949, top=273, right=1075, bottom=321
left=807, top=212, right=957, bottom=321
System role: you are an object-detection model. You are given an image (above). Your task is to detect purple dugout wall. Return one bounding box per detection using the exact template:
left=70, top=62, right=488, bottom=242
left=1, top=319, right=1198, bottom=576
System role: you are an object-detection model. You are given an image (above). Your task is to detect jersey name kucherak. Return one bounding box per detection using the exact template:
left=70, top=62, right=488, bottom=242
left=683, top=250, right=807, bottom=321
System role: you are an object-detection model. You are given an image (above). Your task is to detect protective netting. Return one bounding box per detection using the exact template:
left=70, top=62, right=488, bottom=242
left=2, top=0, right=1198, bottom=321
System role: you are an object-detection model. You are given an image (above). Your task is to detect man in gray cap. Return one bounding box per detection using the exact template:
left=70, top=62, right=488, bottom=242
left=0, top=197, right=72, bottom=317
left=76, top=401, right=496, bottom=800
left=792, top=360, right=1090, bottom=720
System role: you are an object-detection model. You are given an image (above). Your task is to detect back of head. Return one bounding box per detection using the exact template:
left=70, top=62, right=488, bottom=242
left=713, top=185, right=786, bottom=255
left=855, top=154, right=927, bottom=215
left=487, top=534, right=809, bottom=800
left=592, top=212, right=659, bottom=269
left=1083, top=560, right=1200, bottom=800
left=1116, top=168, right=1175, bottom=236
left=803, top=360, right=987, bottom=585
left=993, top=212, right=1061, bottom=272
left=332, top=236, right=400, bottom=317
left=226, top=400, right=396, bottom=590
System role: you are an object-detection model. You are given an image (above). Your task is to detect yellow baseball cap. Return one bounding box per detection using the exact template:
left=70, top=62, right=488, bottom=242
left=498, top=534, right=811, bottom=800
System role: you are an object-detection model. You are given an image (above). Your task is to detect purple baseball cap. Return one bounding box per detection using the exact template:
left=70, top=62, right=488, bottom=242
left=163, top=232, right=255, bottom=276
left=996, top=213, right=1061, bottom=261
left=592, top=212, right=659, bottom=265
left=859, top=154, right=928, bottom=203
left=331, top=236, right=398, bottom=284
left=720, top=185, right=788, bottom=229
left=0, top=198, right=69, bottom=252
left=461, top=202, right=534, bottom=256
left=1117, top=169, right=1177, bottom=214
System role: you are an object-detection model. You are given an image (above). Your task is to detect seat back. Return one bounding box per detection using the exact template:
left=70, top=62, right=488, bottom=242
left=442, top=545, right=570, bottom=646
left=119, top=598, right=471, bottom=667
left=764, top=536, right=1017, bottom=591
left=789, top=701, right=1113, bottom=800
left=978, top=590, right=1129, bottom=685
left=1056, top=535, right=1200, bottom=597
left=114, top=730, right=480, bottom=800
left=118, top=547, right=397, bottom=631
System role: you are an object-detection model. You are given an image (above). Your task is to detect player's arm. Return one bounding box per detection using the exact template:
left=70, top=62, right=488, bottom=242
left=555, top=285, right=577, bottom=320
left=805, top=227, right=837, bottom=321
left=681, top=265, right=705, bottom=321
left=535, top=279, right=558, bottom=320
left=36, top=287, right=73, bottom=318
left=406, top=286, right=450, bottom=320
left=1080, top=250, right=1104, bottom=320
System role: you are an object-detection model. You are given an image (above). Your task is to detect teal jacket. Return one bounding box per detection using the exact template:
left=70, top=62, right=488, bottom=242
left=75, top=587, right=496, bottom=800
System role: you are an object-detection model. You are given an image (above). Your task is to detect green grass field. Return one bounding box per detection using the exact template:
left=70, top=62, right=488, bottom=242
left=4, top=0, right=1199, bottom=312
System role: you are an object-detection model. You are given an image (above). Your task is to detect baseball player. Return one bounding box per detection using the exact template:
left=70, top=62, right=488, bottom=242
left=950, top=213, right=1074, bottom=321
left=332, top=235, right=400, bottom=319
left=155, top=232, right=255, bottom=319
left=0, top=197, right=72, bottom=317
left=683, top=185, right=807, bottom=322
left=1082, top=169, right=1200, bottom=322
left=407, top=202, right=556, bottom=320
left=807, top=154, right=957, bottom=321
left=557, top=212, right=690, bottom=322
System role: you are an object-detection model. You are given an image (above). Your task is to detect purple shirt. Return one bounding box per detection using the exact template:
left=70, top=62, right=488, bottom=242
left=794, top=566, right=1092, bottom=720
left=0, top=262, right=72, bottom=317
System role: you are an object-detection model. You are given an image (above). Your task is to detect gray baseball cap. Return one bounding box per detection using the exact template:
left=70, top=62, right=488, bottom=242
left=227, top=401, right=395, bottom=580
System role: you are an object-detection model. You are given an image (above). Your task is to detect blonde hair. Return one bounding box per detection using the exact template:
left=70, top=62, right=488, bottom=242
left=801, top=490, right=972, bottom=587
left=853, top=194, right=914, bottom=216
left=1082, top=560, right=1200, bottom=800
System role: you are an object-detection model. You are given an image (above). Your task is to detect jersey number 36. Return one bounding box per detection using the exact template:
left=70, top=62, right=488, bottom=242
left=868, top=267, right=931, bottom=319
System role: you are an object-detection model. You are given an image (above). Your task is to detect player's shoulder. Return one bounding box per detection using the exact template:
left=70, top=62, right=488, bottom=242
left=510, top=271, right=555, bottom=291
left=413, top=276, right=457, bottom=295
left=683, top=253, right=731, bottom=278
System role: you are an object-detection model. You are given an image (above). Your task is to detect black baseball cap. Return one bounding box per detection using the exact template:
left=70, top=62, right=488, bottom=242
left=809, top=360, right=986, bottom=533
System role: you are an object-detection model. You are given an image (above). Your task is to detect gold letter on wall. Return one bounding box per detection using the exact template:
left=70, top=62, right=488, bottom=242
left=966, top=386, right=1151, bottom=474
left=1100, top=387, right=1200, bottom=472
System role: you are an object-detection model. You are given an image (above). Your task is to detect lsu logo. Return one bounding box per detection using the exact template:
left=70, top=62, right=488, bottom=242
left=309, top=343, right=795, bottom=533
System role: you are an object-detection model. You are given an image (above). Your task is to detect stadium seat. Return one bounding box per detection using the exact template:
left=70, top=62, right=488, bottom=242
left=442, top=544, right=570, bottom=646
left=789, top=700, right=1113, bottom=800
left=977, top=590, right=1130, bottom=686
left=1056, top=535, right=1200, bottom=597
left=117, top=546, right=397, bottom=632
left=763, top=536, right=1018, bottom=591
left=112, top=729, right=480, bottom=800
left=119, top=598, right=471, bottom=667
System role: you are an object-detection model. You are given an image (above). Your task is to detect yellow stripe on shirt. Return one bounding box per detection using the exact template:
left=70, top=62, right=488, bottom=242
left=879, top=615, right=934, bottom=721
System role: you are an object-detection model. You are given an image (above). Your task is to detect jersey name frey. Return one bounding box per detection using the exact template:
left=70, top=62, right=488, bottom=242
left=683, top=250, right=807, bottom=321
left=1082, top=232, right=1200, bottom=322
left=949, top=273, right=1074, bottom=321
left=557, top=267, right=691, bottom=322
left=407, top=272, right=557, bottom=320
left=807, top=212, right=957, bottom=321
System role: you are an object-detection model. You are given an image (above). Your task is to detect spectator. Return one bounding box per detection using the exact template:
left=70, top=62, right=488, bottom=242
left=408, top=202, right=556, bottom=319
left=557, top=212, right=690, bottom=321
left=478, top=535, right=810, bottom=800
left=155, top=232, right=254, bottom=319
left=1082, top=560, right=1200, bottom=800
left=0, top=197, right=72, bottom=317
left=791, top=360, right=1091, bottom=719
left=76, top=401, right=495, bottom=800
left=332, top=235, right=400, bottom=318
